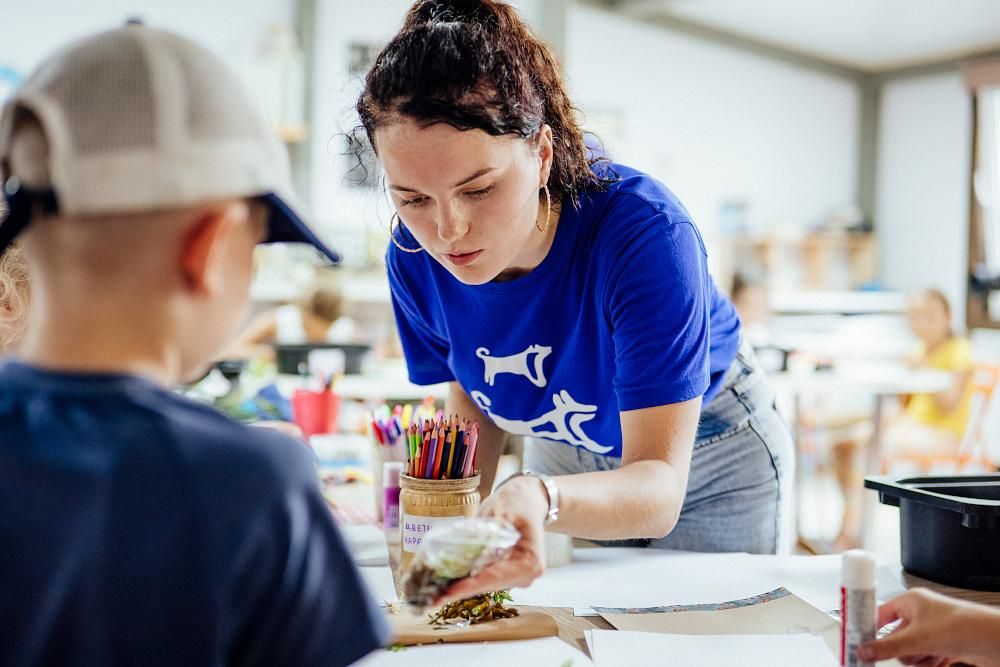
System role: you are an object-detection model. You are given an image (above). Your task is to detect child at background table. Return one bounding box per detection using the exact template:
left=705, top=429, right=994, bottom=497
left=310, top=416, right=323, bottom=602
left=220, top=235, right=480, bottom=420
left=229, top=275, right=356, bottom=361
left=883, top=289, right=974, bottom=472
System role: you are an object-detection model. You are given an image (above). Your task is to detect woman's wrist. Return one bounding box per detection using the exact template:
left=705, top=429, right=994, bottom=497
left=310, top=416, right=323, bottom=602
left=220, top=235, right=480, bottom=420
left=495, top=474, right=551, bottom=525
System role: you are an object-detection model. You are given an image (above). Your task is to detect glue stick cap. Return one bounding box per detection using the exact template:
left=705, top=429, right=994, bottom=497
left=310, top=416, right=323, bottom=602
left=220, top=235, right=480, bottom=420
left=383, top=461, right=404, bottom=488
left=841, top=549, right=876, bottom=589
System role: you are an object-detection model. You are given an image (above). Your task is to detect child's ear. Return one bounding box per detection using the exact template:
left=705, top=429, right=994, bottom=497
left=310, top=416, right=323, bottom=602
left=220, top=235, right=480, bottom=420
left=180, top=202, right=246, bottom=296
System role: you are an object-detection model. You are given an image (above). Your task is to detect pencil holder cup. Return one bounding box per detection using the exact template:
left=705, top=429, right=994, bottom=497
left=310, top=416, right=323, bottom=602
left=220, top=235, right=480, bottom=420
left=399, top=473, right=480, bottom=574
left=291, top=389, right=340, bottom=438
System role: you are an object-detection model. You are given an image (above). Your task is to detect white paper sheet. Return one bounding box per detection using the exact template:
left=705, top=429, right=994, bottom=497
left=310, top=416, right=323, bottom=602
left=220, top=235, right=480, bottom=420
left=745, top=555, right=906, bottom=612
left=359, top=566, right=398, bottom=603
left=588, top=630, right=837, bottom=667
left=511, top=549, right=905, bottom=613
left=340, top=523, right=390, bottom=567
left=352, top=636, right=594, bottom=666
left=511, top=550, right=759, bottom=608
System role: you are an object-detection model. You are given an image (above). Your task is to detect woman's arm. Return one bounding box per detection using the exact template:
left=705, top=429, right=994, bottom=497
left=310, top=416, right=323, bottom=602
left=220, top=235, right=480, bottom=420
left=220, top=310, right=278, bottom=361
left=545, top=397, right=699, bottom=539
left=446, top=381, right=508, bottom=497
left=441, top=397, right=699, bottom=601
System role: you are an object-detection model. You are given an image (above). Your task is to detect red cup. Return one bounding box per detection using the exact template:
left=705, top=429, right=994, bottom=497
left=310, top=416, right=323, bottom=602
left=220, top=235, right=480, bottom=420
left=291, top=389, right=341, bottom=438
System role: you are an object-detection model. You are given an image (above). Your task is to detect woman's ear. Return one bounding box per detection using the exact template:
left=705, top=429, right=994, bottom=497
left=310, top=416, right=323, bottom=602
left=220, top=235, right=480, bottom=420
left=537, top=123, right=555, bottom=187
left=179, top=201, right=247, bottom=296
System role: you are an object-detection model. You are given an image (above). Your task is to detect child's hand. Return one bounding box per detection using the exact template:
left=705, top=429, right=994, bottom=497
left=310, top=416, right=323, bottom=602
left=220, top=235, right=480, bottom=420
left=859, top=589, right=1000, bottom=667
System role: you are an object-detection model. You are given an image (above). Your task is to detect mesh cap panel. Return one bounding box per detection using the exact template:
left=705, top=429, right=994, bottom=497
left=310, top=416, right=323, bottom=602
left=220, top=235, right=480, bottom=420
left=43, top=31, right=155, bottom=154
left=171, top=33, right=258, bottom=141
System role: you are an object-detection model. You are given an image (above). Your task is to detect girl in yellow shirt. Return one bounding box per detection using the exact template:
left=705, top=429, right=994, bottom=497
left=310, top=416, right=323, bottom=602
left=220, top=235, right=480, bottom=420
left=885, top=289, right=973, bottom=468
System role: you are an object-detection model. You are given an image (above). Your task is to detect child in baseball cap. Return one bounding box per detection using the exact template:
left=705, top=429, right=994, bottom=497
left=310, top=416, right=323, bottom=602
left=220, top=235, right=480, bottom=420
left=0, top=23, right=388, bottom=666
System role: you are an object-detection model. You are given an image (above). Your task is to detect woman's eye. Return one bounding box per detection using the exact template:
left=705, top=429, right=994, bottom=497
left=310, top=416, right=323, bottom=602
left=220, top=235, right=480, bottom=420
left=465, top=185, right=495, bottom=200
left=400, top=196, right=427, bottom=207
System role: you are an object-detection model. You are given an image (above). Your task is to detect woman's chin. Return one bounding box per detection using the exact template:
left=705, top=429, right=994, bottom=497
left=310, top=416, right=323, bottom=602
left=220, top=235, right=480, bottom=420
left=446, top=264, right=495, bottom=285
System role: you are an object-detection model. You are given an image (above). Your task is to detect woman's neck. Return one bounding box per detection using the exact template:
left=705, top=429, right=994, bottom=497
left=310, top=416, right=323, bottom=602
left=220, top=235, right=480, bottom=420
left=493, top=201, right=562, bottom=282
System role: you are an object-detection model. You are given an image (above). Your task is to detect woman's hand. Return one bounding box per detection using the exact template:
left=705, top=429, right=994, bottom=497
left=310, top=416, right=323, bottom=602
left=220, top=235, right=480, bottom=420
left=436, top=475, right=549, bottom=604
left=859, top=589, right=1000, bottom=667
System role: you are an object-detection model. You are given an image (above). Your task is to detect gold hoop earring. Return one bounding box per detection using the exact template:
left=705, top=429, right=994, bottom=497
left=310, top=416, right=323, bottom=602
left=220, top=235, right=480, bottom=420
left=536, top=185, right=552, bottom=233
left=389, top=212, right=424, bottom=254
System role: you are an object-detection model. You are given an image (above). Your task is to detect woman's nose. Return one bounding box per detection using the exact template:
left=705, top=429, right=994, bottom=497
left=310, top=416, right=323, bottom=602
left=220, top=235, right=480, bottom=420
left=436, top=203, right=469, bottom=244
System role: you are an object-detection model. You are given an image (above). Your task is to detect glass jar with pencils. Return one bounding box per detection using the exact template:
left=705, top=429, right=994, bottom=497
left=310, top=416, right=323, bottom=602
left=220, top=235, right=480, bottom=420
left=399, top=474, right=481, bottom=574
left=397, top=416, right=483, bottom=573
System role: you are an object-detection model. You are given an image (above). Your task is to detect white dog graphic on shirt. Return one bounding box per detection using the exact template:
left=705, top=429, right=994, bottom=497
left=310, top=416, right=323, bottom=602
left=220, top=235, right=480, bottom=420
left=471, top=389, right=612, bottom=454
left=476, top=344, right=551, bottom=387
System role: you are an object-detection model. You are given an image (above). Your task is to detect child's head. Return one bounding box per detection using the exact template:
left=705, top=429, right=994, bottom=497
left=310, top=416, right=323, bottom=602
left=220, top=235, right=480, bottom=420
left=730, top=272, right=769, bottom=327
left=0, top=243, right=29, bottom=351
left=302, top=279, right=344, bottom=327
left=906, top=288, right=953, bottom=346
left=0, top=25, right=340, bottom=381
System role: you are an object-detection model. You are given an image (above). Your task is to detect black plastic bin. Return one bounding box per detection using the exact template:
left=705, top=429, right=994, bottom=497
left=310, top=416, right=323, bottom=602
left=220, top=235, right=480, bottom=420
left=274, top=343, right=371, bottom=376
left=865, top=475, right=1000, bottom=591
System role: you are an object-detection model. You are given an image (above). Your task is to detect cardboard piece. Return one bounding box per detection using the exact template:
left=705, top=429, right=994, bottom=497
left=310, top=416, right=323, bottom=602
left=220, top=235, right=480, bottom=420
left=597, top=588, right=840, bottom=654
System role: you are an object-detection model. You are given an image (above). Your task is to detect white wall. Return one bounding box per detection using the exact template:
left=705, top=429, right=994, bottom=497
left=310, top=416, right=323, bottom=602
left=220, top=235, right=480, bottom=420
left=564, top=5, right=860, bottom=254
left=1, top=0, right=293, bottom=78
left=5, top=1, right=861, bottom=272
left=875, top=71, right=971, bottom=328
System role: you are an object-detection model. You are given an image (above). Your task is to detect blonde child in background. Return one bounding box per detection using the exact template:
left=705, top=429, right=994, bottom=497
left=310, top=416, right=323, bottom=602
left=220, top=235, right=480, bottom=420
left=0, top=242, right=28, bottom=351
left=228, top=275, right=355, bottom=361
left=883, top=288, right=973, bottom=471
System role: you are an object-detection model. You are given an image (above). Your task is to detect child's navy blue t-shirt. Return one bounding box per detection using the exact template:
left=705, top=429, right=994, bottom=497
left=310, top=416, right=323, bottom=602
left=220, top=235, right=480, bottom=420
left=388, top=162, right=741, bottom=457
left=0, top=361, right=388, bottom=666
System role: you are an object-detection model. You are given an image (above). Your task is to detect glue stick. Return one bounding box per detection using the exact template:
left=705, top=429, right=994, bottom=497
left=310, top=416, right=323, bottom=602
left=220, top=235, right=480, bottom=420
left=383, top=462, right=403, bottom=540
left=841, top=549, right=876, bottom=667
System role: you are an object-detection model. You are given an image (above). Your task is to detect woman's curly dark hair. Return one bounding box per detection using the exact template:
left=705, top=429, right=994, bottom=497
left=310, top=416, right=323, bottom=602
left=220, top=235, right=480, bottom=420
left=356, top=0, right=610, bottom=207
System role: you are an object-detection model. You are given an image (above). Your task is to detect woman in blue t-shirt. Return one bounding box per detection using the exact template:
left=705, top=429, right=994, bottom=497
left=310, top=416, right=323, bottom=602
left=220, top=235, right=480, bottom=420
left=356, top=0, right=794, bottom=597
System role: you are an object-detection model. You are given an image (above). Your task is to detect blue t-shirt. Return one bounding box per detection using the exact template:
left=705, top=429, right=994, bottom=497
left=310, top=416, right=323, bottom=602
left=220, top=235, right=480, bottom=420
left=0, top=361, right=388, bottom=666
left=388, top=162, right=741, bottom=458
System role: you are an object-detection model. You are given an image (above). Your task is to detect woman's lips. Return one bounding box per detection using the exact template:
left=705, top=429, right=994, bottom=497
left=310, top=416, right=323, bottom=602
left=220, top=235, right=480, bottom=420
left=442, top=250, right=483, bottom=267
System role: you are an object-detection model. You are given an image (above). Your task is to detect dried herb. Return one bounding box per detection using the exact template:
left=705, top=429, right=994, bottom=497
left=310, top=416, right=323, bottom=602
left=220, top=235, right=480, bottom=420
left=427, top=591, right=519, bottom=626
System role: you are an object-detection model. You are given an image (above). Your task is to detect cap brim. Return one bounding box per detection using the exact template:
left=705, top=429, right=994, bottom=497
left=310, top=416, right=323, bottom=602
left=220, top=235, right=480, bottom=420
left=0, top=181, right=57, bottom=257
left=0, top=207, right=30, bottom=257
left=261, top=192, right=341, bottom=265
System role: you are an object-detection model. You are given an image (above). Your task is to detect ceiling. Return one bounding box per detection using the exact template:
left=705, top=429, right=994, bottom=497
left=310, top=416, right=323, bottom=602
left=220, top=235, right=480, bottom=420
left=600, top=0, right=1000, bottom=72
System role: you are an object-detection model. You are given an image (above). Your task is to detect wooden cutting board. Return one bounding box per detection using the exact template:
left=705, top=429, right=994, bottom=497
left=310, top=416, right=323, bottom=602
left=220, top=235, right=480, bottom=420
left=388, top=609, right=559, bottom=646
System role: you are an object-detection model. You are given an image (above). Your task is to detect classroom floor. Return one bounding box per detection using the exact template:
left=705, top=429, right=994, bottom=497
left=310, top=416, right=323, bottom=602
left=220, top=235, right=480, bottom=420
left=796, top=469, right=901, bottom=562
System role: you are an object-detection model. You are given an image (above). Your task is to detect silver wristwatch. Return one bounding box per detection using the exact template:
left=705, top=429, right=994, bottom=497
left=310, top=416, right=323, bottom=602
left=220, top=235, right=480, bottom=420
left=503, top=470, right=559, bottom=526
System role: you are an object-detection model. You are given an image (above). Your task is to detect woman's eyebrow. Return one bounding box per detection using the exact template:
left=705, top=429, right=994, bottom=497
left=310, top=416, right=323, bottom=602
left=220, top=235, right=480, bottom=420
left=389, top=167, right=497, bottom=193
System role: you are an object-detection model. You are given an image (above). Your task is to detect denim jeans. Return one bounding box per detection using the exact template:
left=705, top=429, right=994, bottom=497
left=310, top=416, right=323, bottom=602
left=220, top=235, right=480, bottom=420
left=524, top=338, right=794, bottom=554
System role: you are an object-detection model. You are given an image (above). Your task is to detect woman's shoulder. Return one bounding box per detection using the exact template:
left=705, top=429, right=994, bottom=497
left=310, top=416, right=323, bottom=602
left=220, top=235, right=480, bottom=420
left=583, top=161, right=693, bottom=225
left=576, top=161, right=706, bottom=258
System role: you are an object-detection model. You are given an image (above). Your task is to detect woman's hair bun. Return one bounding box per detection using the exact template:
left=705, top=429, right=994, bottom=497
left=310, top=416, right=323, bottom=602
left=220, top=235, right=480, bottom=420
left=405, top=1, right=500, bottom=28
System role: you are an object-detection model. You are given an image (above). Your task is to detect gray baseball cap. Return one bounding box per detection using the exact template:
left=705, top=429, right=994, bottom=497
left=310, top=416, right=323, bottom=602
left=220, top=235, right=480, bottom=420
left=0, top=23, right=339, bottom=263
